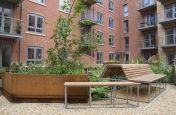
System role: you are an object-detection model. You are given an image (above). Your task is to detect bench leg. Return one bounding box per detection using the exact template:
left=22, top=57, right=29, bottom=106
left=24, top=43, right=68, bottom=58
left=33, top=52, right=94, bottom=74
left=89, top=86, right=92, bottom=108
left=148, top=84, right=151, bottom=103
left=126, top=86, right=129, bottom=106
left=155, top=80, right=157, bottom=96
left=65, top=86, right=67, bottom=109
left=137, top=85, right=139, bottom=107
left=159, top=79, right=161, bottom=93
left=110, top=86, right=113, bottom=104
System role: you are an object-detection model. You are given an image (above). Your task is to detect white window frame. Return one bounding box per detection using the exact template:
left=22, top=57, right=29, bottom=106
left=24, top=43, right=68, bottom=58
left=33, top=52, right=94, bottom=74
left=97, top=0, right=103, bottom=5
left=27, top=46, right=44, bottom=64
left=109, top=0, right=114, bottom=11
left=109, top=35, right=115, bottom=46
left=97, top=31, right=104, bottom=45
left=166, top=27, right=176, bottom=45
left=109, top=17, right=114, bottom=28
left=96, top=52, right=104, bottom=64
left=165, top=3, right=176, bottom=19
left=59, top=0, right=70, bottom=13
left=27, top=13, right=44, bottom=34
left=97, top=12, right=103, bottom=24
left=123, top=4, right=128, bottom=17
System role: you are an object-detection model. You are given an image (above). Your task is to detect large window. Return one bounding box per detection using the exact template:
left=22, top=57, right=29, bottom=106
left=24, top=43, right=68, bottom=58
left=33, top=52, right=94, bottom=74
left=123, top=20, right=129, bottom=33
left=109, top=35, right=114, bottom=46
left=143, top=0, right=155, bottom=6
left=34, top=0, right=45, bottom=4
left=167, top=52, right=176, bottom=65
left=59, top=0, right=70, bottom=12
left=166, top=28, right=176, bottom=45
left=109, top=0, right=114, bottom=11
left=96, top=31, right=104, bottom=44
left=123, top=4, right=128, bottom=17
left=124, top=37, right=129, bottom=50
left=109, top=17, right=114, bottom=28
left=97, top=52, right=104, bottom=64
left=109, top=53, right=115, bottom=61
left=144, top=33, right=156, bottom=47
left=27, top=47, right=43, bottom=64
left=165, top=3, right=176, bottom=19
left=28, top=14, right=44, bottom=34
left=144, top=13, right=156, bottom=26
left=97, top=0, right=103, bottom=5
left=97, top=12, right=103, bottom=24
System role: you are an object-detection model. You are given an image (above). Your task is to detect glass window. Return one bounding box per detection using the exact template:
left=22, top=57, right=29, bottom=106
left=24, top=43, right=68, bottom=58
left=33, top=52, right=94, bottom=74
left=109, top=35, right=114, bottom=46
left=123, top=20, right=129, bottom=33
left=166, top=28, right=176, bottom=44
left=97, top=12, right=103, bottom=24
left=59, top=0, right=70, bottom=12
left=97, top=52, right=104, bottom=64
left=109, top=17, right=114, bottom=28
left=97, top=0, right=103, bottom=5
left=34, top=0, right=45, bottom=4
left=28, top=14, right=44, bottom=34
left=124, top=37, right=129, bottom=50
left=27, top=47, right=43, bottom=64
left=123, top=4, right=128, bottom=17
left=165, top=3, right=176, bottom=19
left=97, top=31, right=104, bottom=44
left=144, top=33, right=156, bottom=47
left=109, top=53, right=115, bottom=61
left=109, top=0, right=114, bottom=11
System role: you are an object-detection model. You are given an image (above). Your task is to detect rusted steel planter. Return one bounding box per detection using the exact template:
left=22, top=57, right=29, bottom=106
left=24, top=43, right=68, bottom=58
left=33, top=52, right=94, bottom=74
left=2, top=73, right=89, bottom=102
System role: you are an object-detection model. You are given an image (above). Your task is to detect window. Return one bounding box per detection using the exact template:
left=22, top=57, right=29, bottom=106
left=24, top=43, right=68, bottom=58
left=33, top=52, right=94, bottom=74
left=124, top=53, right=129, bottom=63
left=109, top=35, right=114, bottom=46
left=34, top=0, right=45, bottom=4
left=59, top=0, right=70, bottom=12
left=97, top=52, right=104, bottom=64
left=143, top=0, right=154, bottom=6
left=167, top=52, right=175, bottom=65
left=28, top=14, right=44, bottom=34
left=144, top=13, right=156, bottom=26
left=97, top=31, right=104, bottom=44
left=123, top=20, right=129, bottom=33
left=165, top=3, right=176, bottom=19
left=144, top=33, right=156, bottom=47
left=166, top=28, right=176, bottom=45
left=109, top=53, right=115, bottom=61
left=109, top=17, right=114, bottom=28
left=124, top=37, right=129, bottom=50
left=109, top=0, right=114, bottom=11
left=27, top=47, right=43, bottom=64
left=97, top=12, right=103, bottom=24
left=123, top=4, right=128, bottom=17
left=97, top=0, right=103, bottom=5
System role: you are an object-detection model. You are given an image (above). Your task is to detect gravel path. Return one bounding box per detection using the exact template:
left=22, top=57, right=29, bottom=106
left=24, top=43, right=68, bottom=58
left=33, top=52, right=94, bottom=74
left=0, top=84, right=176, bottom=115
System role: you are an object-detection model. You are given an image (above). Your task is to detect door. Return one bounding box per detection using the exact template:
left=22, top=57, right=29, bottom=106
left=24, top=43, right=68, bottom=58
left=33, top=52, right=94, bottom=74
left=2, top=44, right=12, bottom=67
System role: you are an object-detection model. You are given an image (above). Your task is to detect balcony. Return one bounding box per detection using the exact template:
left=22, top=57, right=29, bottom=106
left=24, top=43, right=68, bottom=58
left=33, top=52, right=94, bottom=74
left=80, top=10, right=97, bottom=27
left=159, top=11, right=176, bottom=26
left=83, top=0, right=97, bottom=6
left=138, top=21, right=157, bottom=31
left=138, top=0, right=156, bottom=12
left=0, top=16, right=23, bottom=39
left=6, top=0, right=21, bottom=4
left=140, top=45, right=158, bottom=50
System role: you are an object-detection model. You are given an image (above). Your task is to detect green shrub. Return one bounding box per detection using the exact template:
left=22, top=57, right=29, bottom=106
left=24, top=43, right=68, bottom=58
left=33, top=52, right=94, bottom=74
left=150, top=60, right=174, bottom=83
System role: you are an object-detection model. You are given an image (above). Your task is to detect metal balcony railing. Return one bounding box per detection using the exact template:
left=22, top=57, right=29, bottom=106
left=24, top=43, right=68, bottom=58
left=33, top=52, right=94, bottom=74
left=138, top=0, right=156, bottom=10
left=80, top=10, right=96, bottom=27
left=83, top=0, right=97, bottom=5
left=139, top=20, right=157, bottom=30
left=0, top=16, right=23, bottom=38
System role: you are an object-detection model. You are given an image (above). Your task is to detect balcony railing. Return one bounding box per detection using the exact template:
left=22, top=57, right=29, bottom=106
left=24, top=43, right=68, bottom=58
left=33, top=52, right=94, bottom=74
left=0, top=16, right=23, bottom=38
left=6, top=0, right=21, bottom=4
left=83, top=0, right=97, bottom=6
left=139, top=20, right=157, bottom=31
left=138, top=0, right=156, bottom=11
left=80, top=10, right=97, bottom=27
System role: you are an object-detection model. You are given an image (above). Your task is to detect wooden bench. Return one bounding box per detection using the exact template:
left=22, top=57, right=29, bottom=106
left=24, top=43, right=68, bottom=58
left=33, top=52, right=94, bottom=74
left=64, top=82, right=141, bottom=109
left=101, top=64, right=166, bottom=102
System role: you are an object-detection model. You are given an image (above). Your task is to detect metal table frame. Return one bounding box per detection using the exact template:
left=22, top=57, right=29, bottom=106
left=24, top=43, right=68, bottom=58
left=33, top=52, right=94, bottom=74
left=64, top=84, right=140, bottom=109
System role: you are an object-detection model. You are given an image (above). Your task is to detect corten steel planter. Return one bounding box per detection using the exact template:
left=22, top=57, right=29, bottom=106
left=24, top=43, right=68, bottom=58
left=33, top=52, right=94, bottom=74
left=2, top=73, right=89, bottom=103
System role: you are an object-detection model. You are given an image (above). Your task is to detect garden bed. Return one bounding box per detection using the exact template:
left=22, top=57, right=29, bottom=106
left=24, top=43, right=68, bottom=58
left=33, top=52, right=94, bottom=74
left=2, top=73, right=89, bottom=103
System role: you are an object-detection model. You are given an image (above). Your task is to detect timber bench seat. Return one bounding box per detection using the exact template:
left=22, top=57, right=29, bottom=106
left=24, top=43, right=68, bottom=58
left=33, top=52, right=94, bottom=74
left=64, top=82, right=141, bottom=109
left=101, top=64, right=166, bottom=102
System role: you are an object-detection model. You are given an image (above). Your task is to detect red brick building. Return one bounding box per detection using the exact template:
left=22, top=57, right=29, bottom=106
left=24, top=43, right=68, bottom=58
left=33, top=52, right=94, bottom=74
left=2, top=0, right=173, bottom=68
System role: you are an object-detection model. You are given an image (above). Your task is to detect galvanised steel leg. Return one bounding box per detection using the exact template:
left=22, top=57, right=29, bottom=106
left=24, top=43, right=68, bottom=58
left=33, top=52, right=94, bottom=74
left=89, top=86, right=92, bottom=108
left=130, top=86, right=132, bottom=100
left=162, top=78, right=165, bottom=90
left=137, top=85, right=139, bottom=107
left=159, top=79, right=161, bottom=93
left=111, top=86, right=113, bottom=104
left=148, top=84, right=151, bottom=103
left=155, top=80, right=157, bottom=96
left=65, top=86, right=67, bottom=109
left=126, top=86, right=129, bottom=106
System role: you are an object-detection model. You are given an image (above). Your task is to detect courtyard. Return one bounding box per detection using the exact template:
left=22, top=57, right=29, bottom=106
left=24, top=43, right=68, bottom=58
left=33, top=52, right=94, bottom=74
left=0, top=84, right=176, bottom=115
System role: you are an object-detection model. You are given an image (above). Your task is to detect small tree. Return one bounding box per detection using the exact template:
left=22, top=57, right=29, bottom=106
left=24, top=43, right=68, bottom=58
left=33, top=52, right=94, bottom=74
left=47, top=0, right=97, bottom=67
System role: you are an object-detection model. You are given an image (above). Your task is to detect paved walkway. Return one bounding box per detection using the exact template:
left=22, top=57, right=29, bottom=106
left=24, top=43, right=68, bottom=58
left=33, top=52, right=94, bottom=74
left=0, top=84, right=176, bottom=115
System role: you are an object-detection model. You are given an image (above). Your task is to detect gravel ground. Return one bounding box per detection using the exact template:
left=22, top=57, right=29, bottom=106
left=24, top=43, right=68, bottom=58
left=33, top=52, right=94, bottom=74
left=0, top=84, right=176, bottom=115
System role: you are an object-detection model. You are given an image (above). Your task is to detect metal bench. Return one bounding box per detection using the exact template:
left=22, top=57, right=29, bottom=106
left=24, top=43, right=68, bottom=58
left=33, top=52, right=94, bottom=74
left=101, top=64, right=166, bottom=102
left=64, top=82, right=141, bottom=109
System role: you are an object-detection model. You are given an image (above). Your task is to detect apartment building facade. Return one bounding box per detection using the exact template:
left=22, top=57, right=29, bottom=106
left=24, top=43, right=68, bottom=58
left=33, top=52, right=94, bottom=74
left=0, top=0, right=120, bottom=67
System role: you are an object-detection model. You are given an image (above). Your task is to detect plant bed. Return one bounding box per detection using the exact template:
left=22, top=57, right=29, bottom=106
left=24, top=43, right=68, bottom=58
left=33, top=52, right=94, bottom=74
left=2, top=73, right=89, bottom=103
